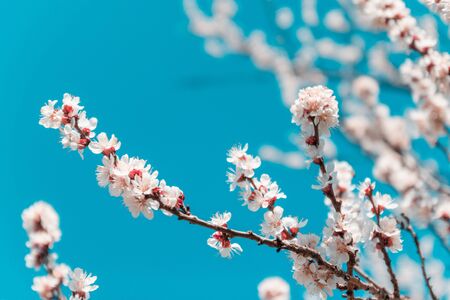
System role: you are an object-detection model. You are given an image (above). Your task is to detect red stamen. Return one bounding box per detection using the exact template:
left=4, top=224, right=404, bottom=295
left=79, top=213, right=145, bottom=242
left=129, top=169, right=142, bottom=179
left=102, top=147, right=116, bottom=156
left=63, top=105, right=73, bottom=115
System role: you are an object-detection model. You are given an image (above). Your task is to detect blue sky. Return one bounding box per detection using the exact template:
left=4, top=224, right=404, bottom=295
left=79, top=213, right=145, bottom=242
left=0, top=1, right=448, bottom=299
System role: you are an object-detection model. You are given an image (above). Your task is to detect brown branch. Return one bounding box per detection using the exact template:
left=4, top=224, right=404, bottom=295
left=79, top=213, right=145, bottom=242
left=311, top=121, right=342, bottom=212
left=379, top=246, right=400, bottom=299
left=66, top=115, right=397, bottom=299
left=354, top=266, right=388, bottom=295
left=310, top=121, right=379, bottom=299
left=152, top=196, right=395, bottom=298
left=399, top=214, right=438, bottom=300
left=429, top=223, right=450, bottom=254
left=367, top=192, right=400, bottom=299
left=347, top=251, right=357, bottom=300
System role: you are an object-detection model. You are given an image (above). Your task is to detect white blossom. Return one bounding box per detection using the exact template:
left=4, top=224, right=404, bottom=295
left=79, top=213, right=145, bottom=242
left=241, top=174, right=286, bottom=211
left=358, top=178, right=376, bottom=198
left=39, top=100, right=63, bottom=129
left=68, top=268, right=99, bottom=300
left=366, top=192, right=398, bottom=218
left=89, top=132, right=121, bottom=155
left=227, top=144, right=261, bottom=179
left=32, top=275, right=60, bottom=300
left=258, top=276, right=290, bottom=300
left=207, top=212, right=243, bottom=258
left=22, top=201, right=61, bottom=246
left=371, top=217, right=403, bottom=253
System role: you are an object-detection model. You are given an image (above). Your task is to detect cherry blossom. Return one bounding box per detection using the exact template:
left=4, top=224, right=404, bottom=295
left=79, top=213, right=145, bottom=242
left=23, top=201, right=98, bottom=300
left=358, top=178, right=376, bottom=199
left=181, top=1, right=449, bottom=298
left=258, top=277, right=290, bottom=300
left=261, top=206, right=285, bottom=238
left=207, top=212, right=243, bottom=258
left=290, top=85, right=339, bottom=140
left=38, top=87, right=447, bottom=299
left=39, top=100, right=63, bottom=129
left=68, top=268, right=99, bottom=300
left=89, top=132, right=121, bottom=155
left=240, top=174, right=286, bottom=211
left=366, top=192, right=398, bottom=218
left=22, top=201, right=61, bottom=245
left=32, top=275, right=60, bottom=300
left=371, top=217, right=403, bottom=253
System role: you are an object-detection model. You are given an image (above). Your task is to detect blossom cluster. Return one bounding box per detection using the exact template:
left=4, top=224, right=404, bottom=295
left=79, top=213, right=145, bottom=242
left=22, top=201, right=98, bottom=300
left=39, top=94, right=185, bottom=221
left=23, top=201, right=68, bottom=299
left=207, top=212, right=243, bottom=257
left=39, top=84, right=445, bottom=299
left=288, top=86, right=406, bottom=297
left=355, top=0, right=436, bottom=53
left=227, top=144, right=307, bottom=241
left=40, top=95, right=252, bottom=259
left=419, top=0, right=450, bottom=23
left=224, top=138, right=401, bottom=298
left=39, top=94, right=98, bottom=158
left=345, top=75, right=449, bottom=235
left=226, top=144, right=344, bottom=298
left=401, top=54, right=450, bottom=145
left=182, top=0, right=448, bottom=298
left=290, top=85, right=339, bottom=161
left=354, top=0, right=450, bottom=147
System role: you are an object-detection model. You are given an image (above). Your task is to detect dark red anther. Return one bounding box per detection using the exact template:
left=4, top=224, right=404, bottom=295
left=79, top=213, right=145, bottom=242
left=176, top=194, right=185, bottom=207
left=290, top=227, right=299, bottom=236
left=221, top=239, right=231, bottom=248
left=78, top=138, right=90, bottom=149
left=63, top=105, right=73, bottom=115
left=102, top=147, right=116, bottom=156
left=128, top=169, right=142, bottom=180
left=82, top=128, right=91, bottom=136
left=151, top=187, right=161, bottom=197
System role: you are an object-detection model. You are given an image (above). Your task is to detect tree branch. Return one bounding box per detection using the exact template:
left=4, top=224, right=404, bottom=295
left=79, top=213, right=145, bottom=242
left=151, top=195, right=394, bottom=299
left=399, top=214, right=438, bottom=300
left=367, top=192, right=400, bottom=299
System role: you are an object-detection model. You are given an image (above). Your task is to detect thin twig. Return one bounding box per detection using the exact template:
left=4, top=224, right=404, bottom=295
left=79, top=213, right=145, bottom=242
left=367, top=191, right=400, bottom=299
left=379, top=247, right=400, bottom=299
left=347, top=251, right=357, bottom=300
left=68, top=115, right=397, bottom=300
left=430, top=223, right=450, bottom=254
left=399, top=214, right=438, bottom=300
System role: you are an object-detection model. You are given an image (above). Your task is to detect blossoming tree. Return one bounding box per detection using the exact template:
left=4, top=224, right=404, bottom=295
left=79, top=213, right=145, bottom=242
left=183, top=1, right=450, bottom=297
left=35, top=82, right=447, bottom=299
left=25, top=0, right=450, bottom=299
left=22, top=201, right=99, bottom=300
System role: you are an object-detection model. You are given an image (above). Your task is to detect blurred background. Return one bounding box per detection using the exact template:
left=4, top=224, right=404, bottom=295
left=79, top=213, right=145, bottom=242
left=0, top=0, right=448, bottom=299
